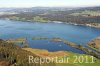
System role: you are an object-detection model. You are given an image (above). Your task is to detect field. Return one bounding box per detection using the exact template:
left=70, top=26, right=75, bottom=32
left=23, top=48, right=100, bottom=66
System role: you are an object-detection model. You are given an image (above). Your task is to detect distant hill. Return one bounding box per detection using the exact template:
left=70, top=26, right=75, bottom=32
left=0, top=7, right=75, bottom=13
left=0, top=6, right=100, bottom=12
left=0, top=6, right=100, bottom=24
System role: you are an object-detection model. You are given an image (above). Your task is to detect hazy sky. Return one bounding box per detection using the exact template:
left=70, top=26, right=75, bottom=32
left=0, top=0, right=100, bottom=8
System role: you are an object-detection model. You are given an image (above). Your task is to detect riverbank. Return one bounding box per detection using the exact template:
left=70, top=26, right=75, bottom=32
left=65, top=22, right=100, bottom=28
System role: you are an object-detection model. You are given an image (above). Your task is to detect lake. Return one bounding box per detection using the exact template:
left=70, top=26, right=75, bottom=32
left=0, top=20, right=100, bottom=53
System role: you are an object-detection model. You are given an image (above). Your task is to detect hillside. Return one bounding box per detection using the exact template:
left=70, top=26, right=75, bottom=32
left=88, top=37, right=100, bottom=52
left=23, top=48, right=100, bottom=66
left=0, top=39, right=55, bottom=66
left=0, top=38, right=100, bottom=66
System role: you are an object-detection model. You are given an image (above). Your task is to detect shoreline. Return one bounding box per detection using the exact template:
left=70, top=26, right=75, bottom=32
left=1, top=18, right=100, bottom=29
left=5, top=37, right=100, bottom=59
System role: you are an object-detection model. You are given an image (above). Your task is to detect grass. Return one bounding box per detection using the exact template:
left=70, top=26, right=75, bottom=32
left=23, top=48, right=100, bottom=66
left=88, top=37, right=100, bottom=52
left=5, top=38, right=26, bottom=44
left=0, top=39, right=55, bottom=66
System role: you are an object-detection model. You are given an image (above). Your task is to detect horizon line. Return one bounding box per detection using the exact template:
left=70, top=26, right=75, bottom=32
left=0, top=5, right=100, bottom=8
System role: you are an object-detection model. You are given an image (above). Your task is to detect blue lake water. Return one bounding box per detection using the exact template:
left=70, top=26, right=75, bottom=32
left=0, top=20, right=100, bottom=53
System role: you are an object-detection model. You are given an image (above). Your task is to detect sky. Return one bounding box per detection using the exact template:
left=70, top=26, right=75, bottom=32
left=0, top=0, right=100, bottom=8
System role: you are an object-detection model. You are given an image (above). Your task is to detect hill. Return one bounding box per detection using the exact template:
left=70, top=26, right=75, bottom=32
left=88, top=37, right=100, bottom=52
left=0, top=39, right=55, bottom=66
left=0, top=7, right=100, bottom=26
